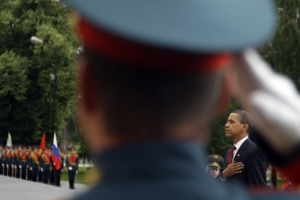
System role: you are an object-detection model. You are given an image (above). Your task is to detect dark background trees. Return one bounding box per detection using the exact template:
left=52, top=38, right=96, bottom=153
left=207, top=0, right=300, bottom=157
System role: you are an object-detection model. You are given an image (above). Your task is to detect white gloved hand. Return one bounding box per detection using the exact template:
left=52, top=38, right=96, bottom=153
left=231, top=49, right=300, bottom=155
left=41, top=168, right=43, bottom=172
left=68, top=166, right=72, bottom=170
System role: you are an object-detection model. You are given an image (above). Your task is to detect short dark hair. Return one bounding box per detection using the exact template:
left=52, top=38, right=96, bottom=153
left=232, top=110, right=253, bottom=134
left=83, top=47, right=225, bottom=139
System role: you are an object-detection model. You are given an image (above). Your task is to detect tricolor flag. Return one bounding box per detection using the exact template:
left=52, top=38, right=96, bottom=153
left=52, top=133, right=61, bottom=170
left=6, top=132, right=12, bottom=147
left=39, top=133, right=46, bottom=155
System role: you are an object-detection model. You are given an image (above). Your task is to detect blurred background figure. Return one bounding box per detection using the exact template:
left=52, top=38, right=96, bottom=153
left=206, top=154, right=224, bottom=179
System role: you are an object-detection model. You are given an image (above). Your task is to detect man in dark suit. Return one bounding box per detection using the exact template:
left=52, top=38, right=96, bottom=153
left=221, top=110, right=267, bottom=189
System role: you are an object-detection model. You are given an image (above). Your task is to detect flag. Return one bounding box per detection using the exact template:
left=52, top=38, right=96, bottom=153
left=52, top=133, right=61, bottom=170
left=39, top=133, right=46, bottom=155
left=6, top=132, right=12, bottom=147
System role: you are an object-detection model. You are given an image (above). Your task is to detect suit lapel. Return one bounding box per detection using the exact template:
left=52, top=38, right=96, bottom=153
left=223, top=149, right=230, bottom=169
left=233, top=139, right=249, bottom=162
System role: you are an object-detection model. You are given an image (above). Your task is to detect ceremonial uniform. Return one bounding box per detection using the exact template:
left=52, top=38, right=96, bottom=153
left=63, top=0, right=300, bottom=200
left=2, top=150, right=7, bottom=176
left=20, top=150, right=28, bottom=180
left=66, top=149, right=79, bottom=189
left=53, top=152, right=64, bottom=187
left=27, top=148, right=32, bottom=180
left=6, top=150, right=12, bottom=177
left=40, top=151, right=51, bottom=184
left=15, top=150, right=21, bottom=178
left=50, top=153, right=54, bottom=185
left=0, top=146, right=3, bottom=175
left=29, top=151, right=40, bottom=181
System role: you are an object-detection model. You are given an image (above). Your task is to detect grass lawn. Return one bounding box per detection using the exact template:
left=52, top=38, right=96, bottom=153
left=61, top=166, right=96, bottom=185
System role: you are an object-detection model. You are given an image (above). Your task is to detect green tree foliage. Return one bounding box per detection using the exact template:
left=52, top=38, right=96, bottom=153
left=0, top=0, right=78, bottom=145
left=262, top=0, right=300, bottom=88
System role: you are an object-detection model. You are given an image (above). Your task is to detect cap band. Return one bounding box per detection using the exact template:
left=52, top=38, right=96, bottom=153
left=79, top=19, right=233, bottom=73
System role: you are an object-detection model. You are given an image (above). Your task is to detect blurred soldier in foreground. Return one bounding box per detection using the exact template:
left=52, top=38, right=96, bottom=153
left=206, top=154, right=224, bottom=179
left=65, top=0, right=300, bottom=199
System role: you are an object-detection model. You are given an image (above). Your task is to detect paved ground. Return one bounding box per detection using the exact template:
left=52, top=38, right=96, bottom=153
left=0, top=175, right=90, bottom=200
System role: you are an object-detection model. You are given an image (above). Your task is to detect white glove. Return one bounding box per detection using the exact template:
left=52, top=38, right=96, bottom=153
left=68, top=166, right=72, bottom=170
left=231, top=49, right=300, bottom=155
left=19, top=165, right=21, bottom=168
left=41, top=168, right=43, bottom=172
left=1, top=164, right=3, bottom=167
left=30, top=167, right=32, bottom=170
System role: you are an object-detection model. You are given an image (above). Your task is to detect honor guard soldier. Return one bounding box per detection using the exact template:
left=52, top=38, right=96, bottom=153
left=29, top=147, right=40, bottom=182
left=50, top=147, right=54, bottom=185
left=26, top=146, right=32, bottom=180
left=2, top=147, right=7, bottom=176
left=0, top=145, right=3, bottom=175
left=66, top=147, right=79, bottom=189
left=20, top=146, right=28, bottom=180
left=6, top=147, right=12, bottom=177
left=53, top=148, right=64, bottom=187
left=206, top=154, right=224, bottom=179
left=15, top=146, right=22, bottom=178
left=40, top=148, right=51, bottom=184
left=63, top=0, right=300, bottom=199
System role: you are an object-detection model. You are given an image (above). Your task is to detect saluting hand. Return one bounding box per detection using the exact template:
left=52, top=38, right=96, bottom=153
left=222, top=162, right=244, bottom=179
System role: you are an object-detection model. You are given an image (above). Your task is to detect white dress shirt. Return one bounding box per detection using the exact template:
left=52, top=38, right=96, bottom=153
left=232, top=136, right=248, bottom=162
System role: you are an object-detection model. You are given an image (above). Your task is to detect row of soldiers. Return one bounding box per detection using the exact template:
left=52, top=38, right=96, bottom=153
left=0, top=145, right=79, bottom=189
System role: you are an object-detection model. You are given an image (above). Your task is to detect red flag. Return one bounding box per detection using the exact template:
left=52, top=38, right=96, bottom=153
left=39, top=133, right=46, bottom=155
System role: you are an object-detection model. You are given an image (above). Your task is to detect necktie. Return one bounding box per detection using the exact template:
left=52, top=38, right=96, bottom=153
left=227, top=146, right=236, bottom=165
